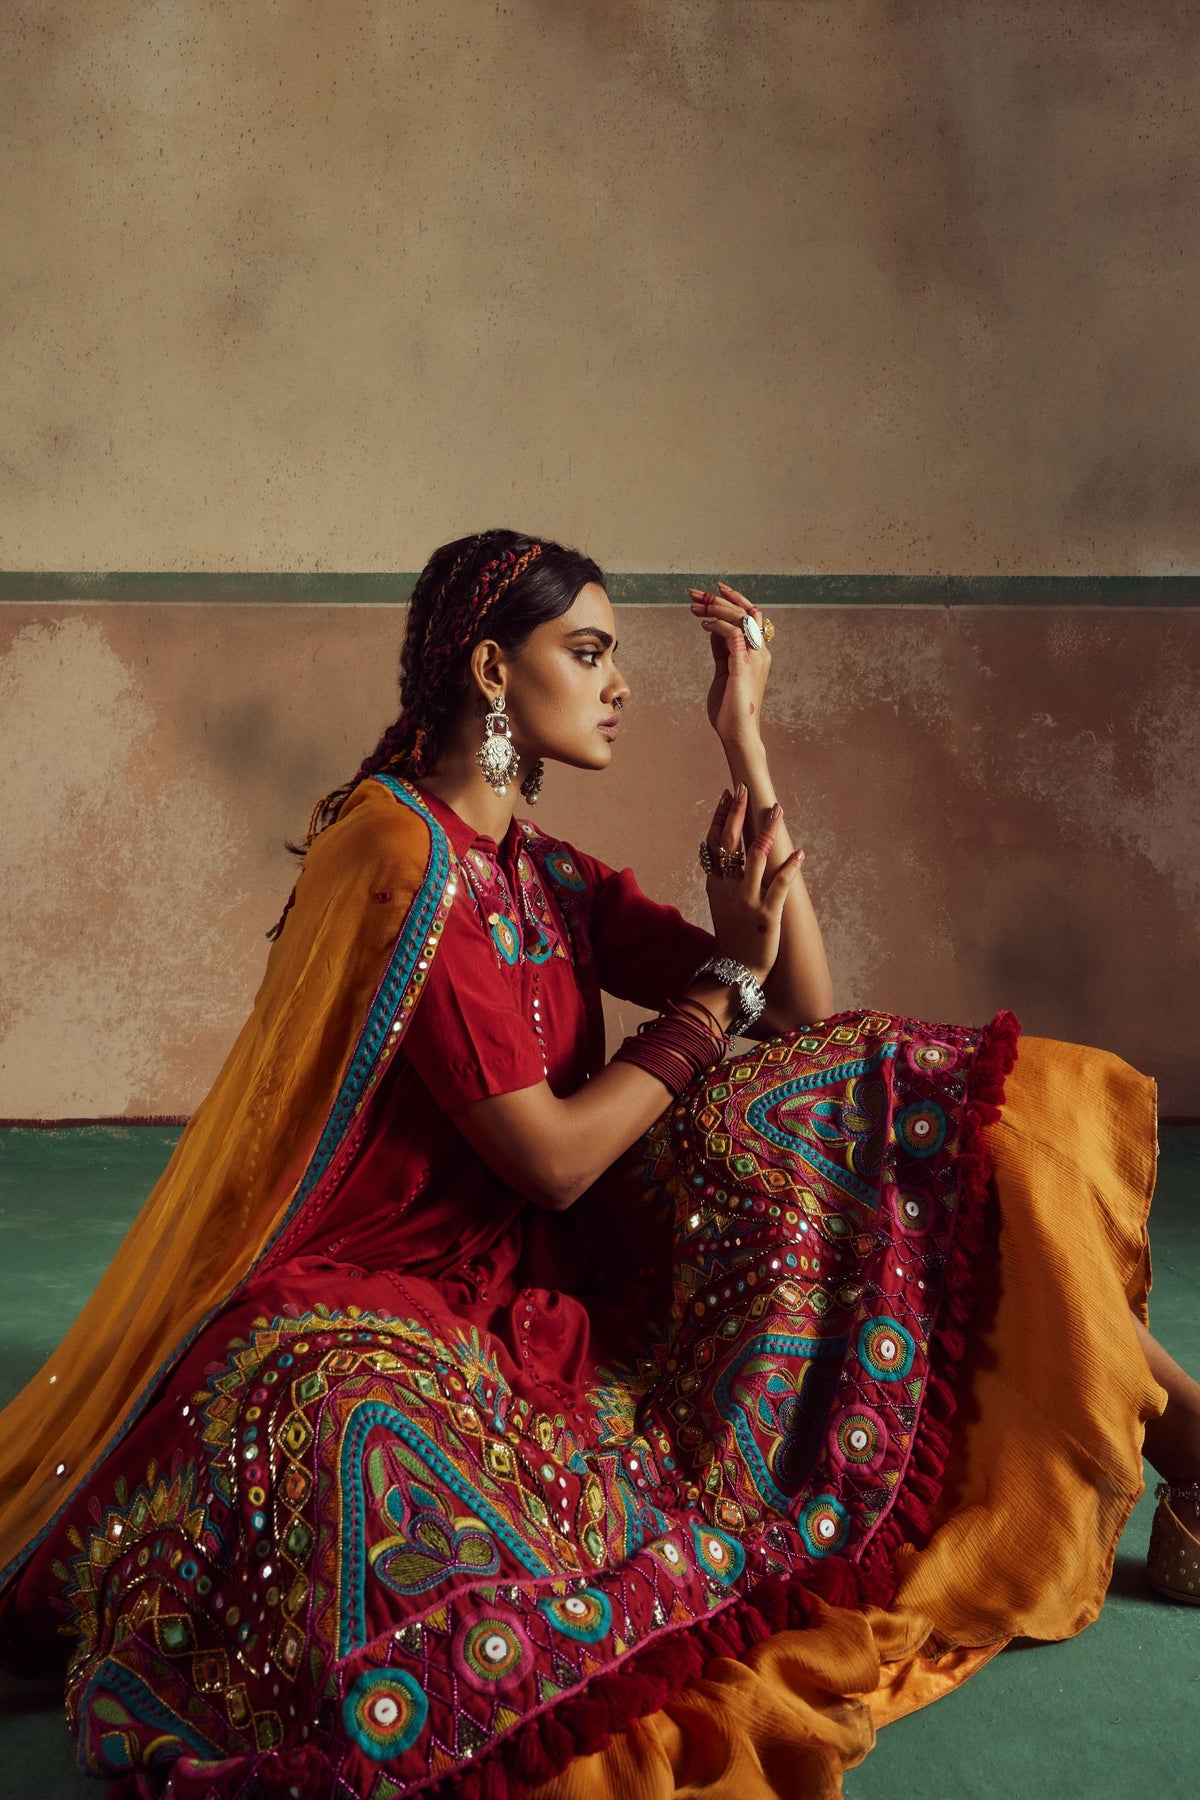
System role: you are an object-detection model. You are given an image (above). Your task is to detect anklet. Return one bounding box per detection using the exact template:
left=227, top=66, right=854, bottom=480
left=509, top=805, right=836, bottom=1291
left=1155, top=1479, right=1200, bottom=1505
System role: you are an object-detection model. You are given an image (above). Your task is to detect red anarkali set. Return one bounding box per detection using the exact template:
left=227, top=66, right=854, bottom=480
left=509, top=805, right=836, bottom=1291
left=0, top=774, right=1162, bottom=1798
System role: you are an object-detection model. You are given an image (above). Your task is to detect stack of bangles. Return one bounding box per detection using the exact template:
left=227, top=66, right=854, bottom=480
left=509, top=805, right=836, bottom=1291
left=611, top=995, right=728, bottom=1095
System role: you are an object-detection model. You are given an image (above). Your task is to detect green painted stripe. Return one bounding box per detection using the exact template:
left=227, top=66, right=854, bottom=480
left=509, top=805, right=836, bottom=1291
left=0, top=571, right=1197, bottom=606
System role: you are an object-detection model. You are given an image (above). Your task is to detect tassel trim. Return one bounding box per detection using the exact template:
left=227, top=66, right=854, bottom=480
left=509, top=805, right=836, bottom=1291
left=111, top=1586, right=813, bottom=1800
left=850, top=1006, right=1022, bottom=1606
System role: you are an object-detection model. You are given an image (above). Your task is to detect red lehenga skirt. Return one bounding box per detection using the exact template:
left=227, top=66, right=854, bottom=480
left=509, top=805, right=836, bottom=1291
left=5, top=1010, right=1161, bottom=1800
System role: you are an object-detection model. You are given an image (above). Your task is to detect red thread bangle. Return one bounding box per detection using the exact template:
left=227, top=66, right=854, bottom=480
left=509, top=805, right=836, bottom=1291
left=613, top=1006, right=728, bottom=1095
left=670, top=995, right=727, bottom=1044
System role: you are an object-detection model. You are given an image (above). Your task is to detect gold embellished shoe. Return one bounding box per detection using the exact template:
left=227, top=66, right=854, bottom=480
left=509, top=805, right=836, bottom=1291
left=1147, top=1481, right=1200, bottom=1604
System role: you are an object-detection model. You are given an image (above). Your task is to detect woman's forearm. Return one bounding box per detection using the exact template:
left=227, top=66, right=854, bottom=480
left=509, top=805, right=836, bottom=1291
left=721, top=737, right=835, bottom=1032
left=449, top=980, right=739, bottom=1211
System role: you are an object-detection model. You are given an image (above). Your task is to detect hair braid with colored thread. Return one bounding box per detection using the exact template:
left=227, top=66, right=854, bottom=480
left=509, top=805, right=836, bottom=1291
left=403, top=541, right=544, bottom=777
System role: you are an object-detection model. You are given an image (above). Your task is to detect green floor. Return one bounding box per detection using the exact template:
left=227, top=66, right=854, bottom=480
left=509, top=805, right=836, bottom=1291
left=0, top=1126, right=1196, bottom=1798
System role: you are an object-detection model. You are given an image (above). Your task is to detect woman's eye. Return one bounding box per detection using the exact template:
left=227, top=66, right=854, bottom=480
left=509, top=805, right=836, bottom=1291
left=575, top=649, right=603, bottom=667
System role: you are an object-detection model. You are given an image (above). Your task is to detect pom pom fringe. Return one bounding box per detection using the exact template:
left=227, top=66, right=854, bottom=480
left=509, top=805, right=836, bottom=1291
left=853, top=1007, right=1021, bottom=1604
left=435, top=1586, right=814, bottom=1799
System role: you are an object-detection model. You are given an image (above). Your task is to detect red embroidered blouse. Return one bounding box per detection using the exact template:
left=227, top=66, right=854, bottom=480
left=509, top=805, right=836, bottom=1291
left=273, top=789, right=714, bottom=1415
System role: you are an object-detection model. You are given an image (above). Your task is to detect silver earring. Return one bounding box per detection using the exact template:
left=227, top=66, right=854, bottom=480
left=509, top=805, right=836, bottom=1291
left=477, top=694, right=520, bottom=795
left=519, top=759, right=544, bottom=805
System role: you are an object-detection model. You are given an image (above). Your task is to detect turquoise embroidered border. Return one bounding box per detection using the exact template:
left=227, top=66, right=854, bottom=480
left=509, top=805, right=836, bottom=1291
left=744, top=1046, right=897, bottom=1208
left=78, top=1659, right=224, bottom=1769
left=337, top=1400, right=553, bottom=1659
left=710, top=1333, right=848, bottom=1516
left=281, top=774, right=453, bottom=1218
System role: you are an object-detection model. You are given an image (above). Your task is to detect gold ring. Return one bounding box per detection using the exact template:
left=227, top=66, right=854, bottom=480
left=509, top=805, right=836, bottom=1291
left=762, top=616, right=776, bottom=642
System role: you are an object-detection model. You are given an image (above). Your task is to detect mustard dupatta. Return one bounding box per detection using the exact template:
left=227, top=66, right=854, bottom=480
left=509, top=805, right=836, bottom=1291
left=0, top=776, right=456, bottom=1589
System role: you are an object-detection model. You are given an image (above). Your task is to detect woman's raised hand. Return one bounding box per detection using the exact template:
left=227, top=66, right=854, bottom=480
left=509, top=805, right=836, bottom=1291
left=702, top=785, right=804, bottom=984
left=689, top=581, right=771, bottom=747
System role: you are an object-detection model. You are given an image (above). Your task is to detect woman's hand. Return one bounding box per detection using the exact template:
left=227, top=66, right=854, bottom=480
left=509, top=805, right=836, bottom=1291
left=689, top=581, right=771, bottom=747
left=702, top=785, right=804, bottom=985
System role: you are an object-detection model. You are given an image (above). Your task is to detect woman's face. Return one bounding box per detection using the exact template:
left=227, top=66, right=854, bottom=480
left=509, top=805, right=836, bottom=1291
left=500, top=582, right=630, bottom=772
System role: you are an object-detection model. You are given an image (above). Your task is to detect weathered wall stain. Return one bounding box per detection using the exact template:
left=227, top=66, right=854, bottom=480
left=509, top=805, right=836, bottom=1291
left=3, top=1, right=1200, bottom=572
left=1, top=600, right=1195, bottom=1116
left=0, top=616, right=247, bottom=1116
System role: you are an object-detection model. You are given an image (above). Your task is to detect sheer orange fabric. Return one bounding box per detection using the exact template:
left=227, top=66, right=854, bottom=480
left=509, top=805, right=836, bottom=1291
left=0, top=781, right=441, bottom=1582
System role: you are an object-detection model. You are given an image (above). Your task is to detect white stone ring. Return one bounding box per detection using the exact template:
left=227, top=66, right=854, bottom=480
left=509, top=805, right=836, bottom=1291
left=741, top=614, right=775, bottom=651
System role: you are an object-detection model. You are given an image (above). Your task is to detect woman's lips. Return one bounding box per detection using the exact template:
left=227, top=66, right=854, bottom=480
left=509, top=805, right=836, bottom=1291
left=598, top=720, right=619, bottom=740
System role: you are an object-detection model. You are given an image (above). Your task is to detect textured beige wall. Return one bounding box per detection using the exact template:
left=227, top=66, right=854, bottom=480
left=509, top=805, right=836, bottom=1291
left=3, top=5, right=1198, bottom=1113
left=3, top=0, right=1200, bottom=574
left=2, top=600, right=1196, bottom=1116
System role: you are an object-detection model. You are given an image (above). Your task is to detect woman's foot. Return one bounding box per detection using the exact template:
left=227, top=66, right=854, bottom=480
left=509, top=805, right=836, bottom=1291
left=1147, top=1482, right=1200, bottom=1604
left=1133, top=1318, right=1200, bottom=1602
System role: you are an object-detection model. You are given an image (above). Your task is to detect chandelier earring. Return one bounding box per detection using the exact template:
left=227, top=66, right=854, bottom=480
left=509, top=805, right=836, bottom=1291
left=519, top=759, right=544, bottom=805
left=476, top=693, right=521, bottom=796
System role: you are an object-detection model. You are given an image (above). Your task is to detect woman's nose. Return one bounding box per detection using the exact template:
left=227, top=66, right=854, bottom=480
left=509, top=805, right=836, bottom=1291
left=605, top=665, right=631, bottom=707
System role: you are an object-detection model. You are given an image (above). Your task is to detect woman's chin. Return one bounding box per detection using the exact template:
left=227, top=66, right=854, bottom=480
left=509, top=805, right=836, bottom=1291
left=543, top=741, right=617, bottom=774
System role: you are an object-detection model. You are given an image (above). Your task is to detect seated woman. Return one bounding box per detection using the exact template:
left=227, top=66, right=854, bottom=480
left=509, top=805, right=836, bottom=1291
left=0, top=528, right=1197, bottom=1800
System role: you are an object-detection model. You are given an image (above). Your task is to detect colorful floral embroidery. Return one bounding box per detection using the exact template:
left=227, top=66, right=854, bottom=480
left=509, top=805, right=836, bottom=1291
left=51, top=1004, right=1016, bottom=1796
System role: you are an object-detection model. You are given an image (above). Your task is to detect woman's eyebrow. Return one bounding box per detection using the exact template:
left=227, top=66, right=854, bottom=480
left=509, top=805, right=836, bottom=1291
left=564, top=627, right=617, bottom=651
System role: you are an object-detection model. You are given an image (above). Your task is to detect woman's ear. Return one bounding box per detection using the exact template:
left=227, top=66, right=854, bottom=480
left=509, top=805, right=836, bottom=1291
left=469, top=638, right=505, bottom=705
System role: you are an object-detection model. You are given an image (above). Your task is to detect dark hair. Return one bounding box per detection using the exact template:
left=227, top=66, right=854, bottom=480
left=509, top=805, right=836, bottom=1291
left=298, top=528, right=605, bottom=851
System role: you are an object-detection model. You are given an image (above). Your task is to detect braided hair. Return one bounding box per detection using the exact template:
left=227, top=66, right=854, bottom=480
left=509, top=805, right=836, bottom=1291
left=298, top=528, right=606, bottom=852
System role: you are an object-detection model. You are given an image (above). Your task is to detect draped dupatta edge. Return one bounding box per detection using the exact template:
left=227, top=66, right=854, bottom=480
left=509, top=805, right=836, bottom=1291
left=0, top=776, right=456, bottom=1593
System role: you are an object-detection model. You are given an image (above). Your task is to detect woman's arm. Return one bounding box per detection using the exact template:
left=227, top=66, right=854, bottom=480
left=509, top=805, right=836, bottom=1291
left=451, top=791, right=805, bottom=1211
left=692, top=583, right=835, bottom=1034
left=715, top=768, right=834, bottom=1035
left=449, top=1022, right=713, bottom=1214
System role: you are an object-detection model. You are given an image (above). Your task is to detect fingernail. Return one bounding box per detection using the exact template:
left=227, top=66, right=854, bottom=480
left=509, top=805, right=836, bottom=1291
left=770, top=803, right=781, bottom=818
left=718, top=789, right=731, bottom=806
left=737, top=783, right=747, bottom=799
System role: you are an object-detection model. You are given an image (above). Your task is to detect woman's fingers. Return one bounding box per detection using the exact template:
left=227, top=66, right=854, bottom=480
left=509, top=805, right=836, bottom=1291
left=694, top=597, right=769, bottom=674
left=764, top=847, right=806, bottom=914
left=744, top=803, right=781, bottom=892
left=717, top=581, right=758, bottom=619
left=700, top=618, right=751, bottom=668
left=705, top=788, right=734, bottom=853
left=690, top=583, right=763, bottom=627
left=722, top=784, right=748, bottom=853
left=704, top=785, right=749, bottom=873
left=690, top=595, right=747, bottom=629
left=699, top=615, right=747, bottom=644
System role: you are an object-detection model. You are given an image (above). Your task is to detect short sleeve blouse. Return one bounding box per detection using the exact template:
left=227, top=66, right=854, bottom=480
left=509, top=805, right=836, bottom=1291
left=401, top=791, right=715, bottom=1112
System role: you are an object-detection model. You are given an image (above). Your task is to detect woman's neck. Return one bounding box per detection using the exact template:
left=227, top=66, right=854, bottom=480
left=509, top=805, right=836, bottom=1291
left=415, top=749, right=520, bottom=842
